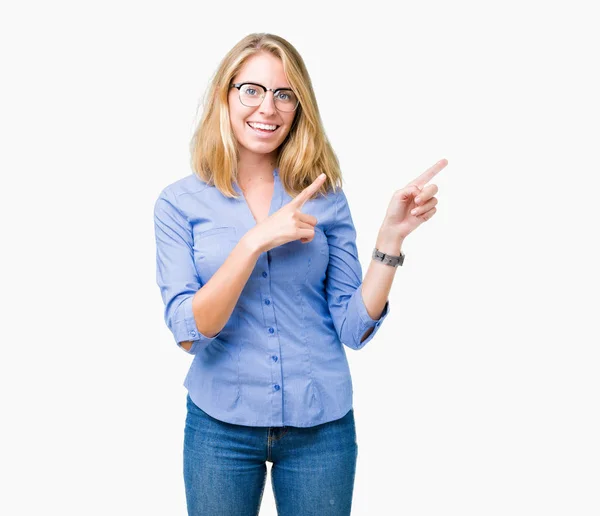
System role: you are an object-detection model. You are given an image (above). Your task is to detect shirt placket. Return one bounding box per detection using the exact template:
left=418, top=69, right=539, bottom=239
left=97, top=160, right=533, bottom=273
left=259, top=250, right=284, bottom=426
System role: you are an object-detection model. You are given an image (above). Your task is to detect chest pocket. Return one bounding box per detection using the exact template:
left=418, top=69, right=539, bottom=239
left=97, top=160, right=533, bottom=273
left=193, top=226, right=238, bottom=284
left=271, top=226, right=330, bottom=286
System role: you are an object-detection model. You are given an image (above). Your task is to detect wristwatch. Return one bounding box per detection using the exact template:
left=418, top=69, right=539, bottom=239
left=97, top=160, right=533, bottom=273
left=372, top=247, right=405, bottom=267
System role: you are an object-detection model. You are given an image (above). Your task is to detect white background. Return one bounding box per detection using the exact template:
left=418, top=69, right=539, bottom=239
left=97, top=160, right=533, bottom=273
left=1, top=0, right=599, bottom=514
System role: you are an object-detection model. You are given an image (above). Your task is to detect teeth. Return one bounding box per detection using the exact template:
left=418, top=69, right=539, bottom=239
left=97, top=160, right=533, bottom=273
left=249, top=122, right=277, bottom=131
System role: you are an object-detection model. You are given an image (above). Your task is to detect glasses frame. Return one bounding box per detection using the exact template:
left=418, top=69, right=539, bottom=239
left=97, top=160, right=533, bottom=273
left=230, top=82, right=300, bottom=112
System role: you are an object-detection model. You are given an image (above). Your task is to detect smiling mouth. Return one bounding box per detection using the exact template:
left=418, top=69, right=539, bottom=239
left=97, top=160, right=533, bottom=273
left=247, top=122, right=280, bottom=133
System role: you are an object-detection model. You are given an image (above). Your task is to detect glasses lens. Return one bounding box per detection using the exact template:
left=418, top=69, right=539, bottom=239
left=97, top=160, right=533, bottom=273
left=239, top=84, right=265, bottom=107
left=274, top=90, right=298, bottom=112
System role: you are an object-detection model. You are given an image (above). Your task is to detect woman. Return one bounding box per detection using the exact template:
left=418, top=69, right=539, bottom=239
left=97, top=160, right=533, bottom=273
left=154, top=32, right=446, bottom=516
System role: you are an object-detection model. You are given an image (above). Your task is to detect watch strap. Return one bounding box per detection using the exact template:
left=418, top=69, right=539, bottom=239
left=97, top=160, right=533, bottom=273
left=372, top=247, right=405, bottom=267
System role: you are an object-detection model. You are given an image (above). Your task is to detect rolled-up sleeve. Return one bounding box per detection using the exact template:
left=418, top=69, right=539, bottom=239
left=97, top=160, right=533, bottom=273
left=153, top=188, right=221, bottom=354
left=324, top=189, right=390, bottom=350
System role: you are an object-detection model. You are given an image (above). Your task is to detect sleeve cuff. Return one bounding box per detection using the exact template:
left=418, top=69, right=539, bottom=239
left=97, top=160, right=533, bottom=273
left=173, top=296, right=222, bottom=354
left=351, top=284, right=391, bottom=348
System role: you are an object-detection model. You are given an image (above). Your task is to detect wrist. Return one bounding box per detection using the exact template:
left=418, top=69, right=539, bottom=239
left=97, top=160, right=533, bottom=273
left=240, top=230, right=265, bottom=256
left=376, top=225, right=405, bottom=256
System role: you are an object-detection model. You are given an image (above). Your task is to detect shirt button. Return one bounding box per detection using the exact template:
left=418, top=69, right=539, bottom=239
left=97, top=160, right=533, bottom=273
left=264, top=299, right=270, bottom=305
left=189, top=330, right=197, bottom=337
left=268, top=327, right=275, bottom=334
left=274, top=384, right=280, bottom=391
left=262, top=271, right=268, bottom=278
left=271, top=355, right=278, bottom=362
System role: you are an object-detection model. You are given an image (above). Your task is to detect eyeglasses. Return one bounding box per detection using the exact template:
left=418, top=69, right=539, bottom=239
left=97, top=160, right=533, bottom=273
left=230, top=82, right=299, bottom=112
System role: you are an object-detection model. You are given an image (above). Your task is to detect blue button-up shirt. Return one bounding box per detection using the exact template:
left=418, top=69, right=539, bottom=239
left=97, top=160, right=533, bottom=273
left=154, top=168, right=390, bottom=427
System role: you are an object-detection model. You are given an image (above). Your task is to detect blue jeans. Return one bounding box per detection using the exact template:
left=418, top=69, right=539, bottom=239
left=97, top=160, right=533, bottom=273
left=183, top=393, right=358, bottom=515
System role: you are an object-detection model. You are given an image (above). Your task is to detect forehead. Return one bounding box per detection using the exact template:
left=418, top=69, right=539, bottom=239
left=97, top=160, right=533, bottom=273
left=234, top=52, right=290, bottom=88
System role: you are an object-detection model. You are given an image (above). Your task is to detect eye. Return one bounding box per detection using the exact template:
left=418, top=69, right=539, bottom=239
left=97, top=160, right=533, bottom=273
left=243, top=87, right=258, bottom=96
left=276, top=92, right=290, bottom=101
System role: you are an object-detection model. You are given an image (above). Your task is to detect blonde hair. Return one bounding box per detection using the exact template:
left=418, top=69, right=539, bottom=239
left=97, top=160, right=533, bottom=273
left=189, top=33, right=342, bottom=199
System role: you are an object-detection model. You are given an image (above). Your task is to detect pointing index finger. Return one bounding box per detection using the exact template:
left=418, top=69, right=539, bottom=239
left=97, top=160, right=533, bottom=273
left=406, top=159, right=448, bottom=189
left=293, top=173, right=327, bottom=208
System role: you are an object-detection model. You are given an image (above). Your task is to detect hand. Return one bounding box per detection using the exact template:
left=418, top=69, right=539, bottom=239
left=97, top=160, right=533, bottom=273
left=247, top=173, right=328, bottom=253
left=381, top=159, right=448, bottom=239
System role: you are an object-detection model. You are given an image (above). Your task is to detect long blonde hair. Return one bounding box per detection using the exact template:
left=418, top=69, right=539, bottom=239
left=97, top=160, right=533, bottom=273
left=189, top=33, right=342, bottom=199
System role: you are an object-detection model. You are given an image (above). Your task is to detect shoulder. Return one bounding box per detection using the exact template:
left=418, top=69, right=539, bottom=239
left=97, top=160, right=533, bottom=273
left=154, top=173, right=232, bottom=226
left=157, top=173, right=211, bottom=203
left=328, top=184, right=351, bottom=217
left=316, top=184, right=352, bottom=234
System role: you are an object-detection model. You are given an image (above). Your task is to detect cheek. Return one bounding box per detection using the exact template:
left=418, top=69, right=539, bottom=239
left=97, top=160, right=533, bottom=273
left=281, top=115, right=296, bottom=137
left=231, top=118, right=245, bottom=140
left=277, top=124, right=293, bottom=144
left=228, top=98, right=248, bottom=129
left=277, top=115, right=294, bottom=137
left=229, top=110, right=249, bottom=142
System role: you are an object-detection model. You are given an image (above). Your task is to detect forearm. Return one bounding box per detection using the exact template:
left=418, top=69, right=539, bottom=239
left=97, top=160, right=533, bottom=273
left=190, top=233, right=262, bottom=339
left=360, top=226, right=405, bottom=342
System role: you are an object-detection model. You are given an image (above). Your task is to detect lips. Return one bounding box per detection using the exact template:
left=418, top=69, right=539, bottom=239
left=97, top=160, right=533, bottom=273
left=247, top=122, right=279, bottom=136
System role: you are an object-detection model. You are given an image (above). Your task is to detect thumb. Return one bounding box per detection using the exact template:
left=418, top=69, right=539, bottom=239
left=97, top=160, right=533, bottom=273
left=399, top=185, right=421, bottom=203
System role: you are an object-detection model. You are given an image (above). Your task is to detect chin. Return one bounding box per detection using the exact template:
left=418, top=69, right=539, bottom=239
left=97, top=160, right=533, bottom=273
left=242, top=141, right=281, bottom=155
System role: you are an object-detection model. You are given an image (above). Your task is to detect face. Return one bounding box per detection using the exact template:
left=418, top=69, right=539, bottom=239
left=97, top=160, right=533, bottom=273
left=228, top=52, right=297, bottom=161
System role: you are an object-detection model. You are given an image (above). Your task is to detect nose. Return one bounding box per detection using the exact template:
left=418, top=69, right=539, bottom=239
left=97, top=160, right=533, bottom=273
left=258, top=92, right=277, bottom=117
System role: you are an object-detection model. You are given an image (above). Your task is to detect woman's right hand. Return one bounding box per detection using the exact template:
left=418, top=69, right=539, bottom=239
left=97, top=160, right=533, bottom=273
left=246, top=173, right=327, bottom=254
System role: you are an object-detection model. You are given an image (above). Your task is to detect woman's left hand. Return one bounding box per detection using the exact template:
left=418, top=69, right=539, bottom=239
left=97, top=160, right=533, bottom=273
left=381, top=159, right=448, bottom=239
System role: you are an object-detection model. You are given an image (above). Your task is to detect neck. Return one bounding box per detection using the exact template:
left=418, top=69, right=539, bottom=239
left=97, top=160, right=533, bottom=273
left=237, top=148, right=277, bottom=186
